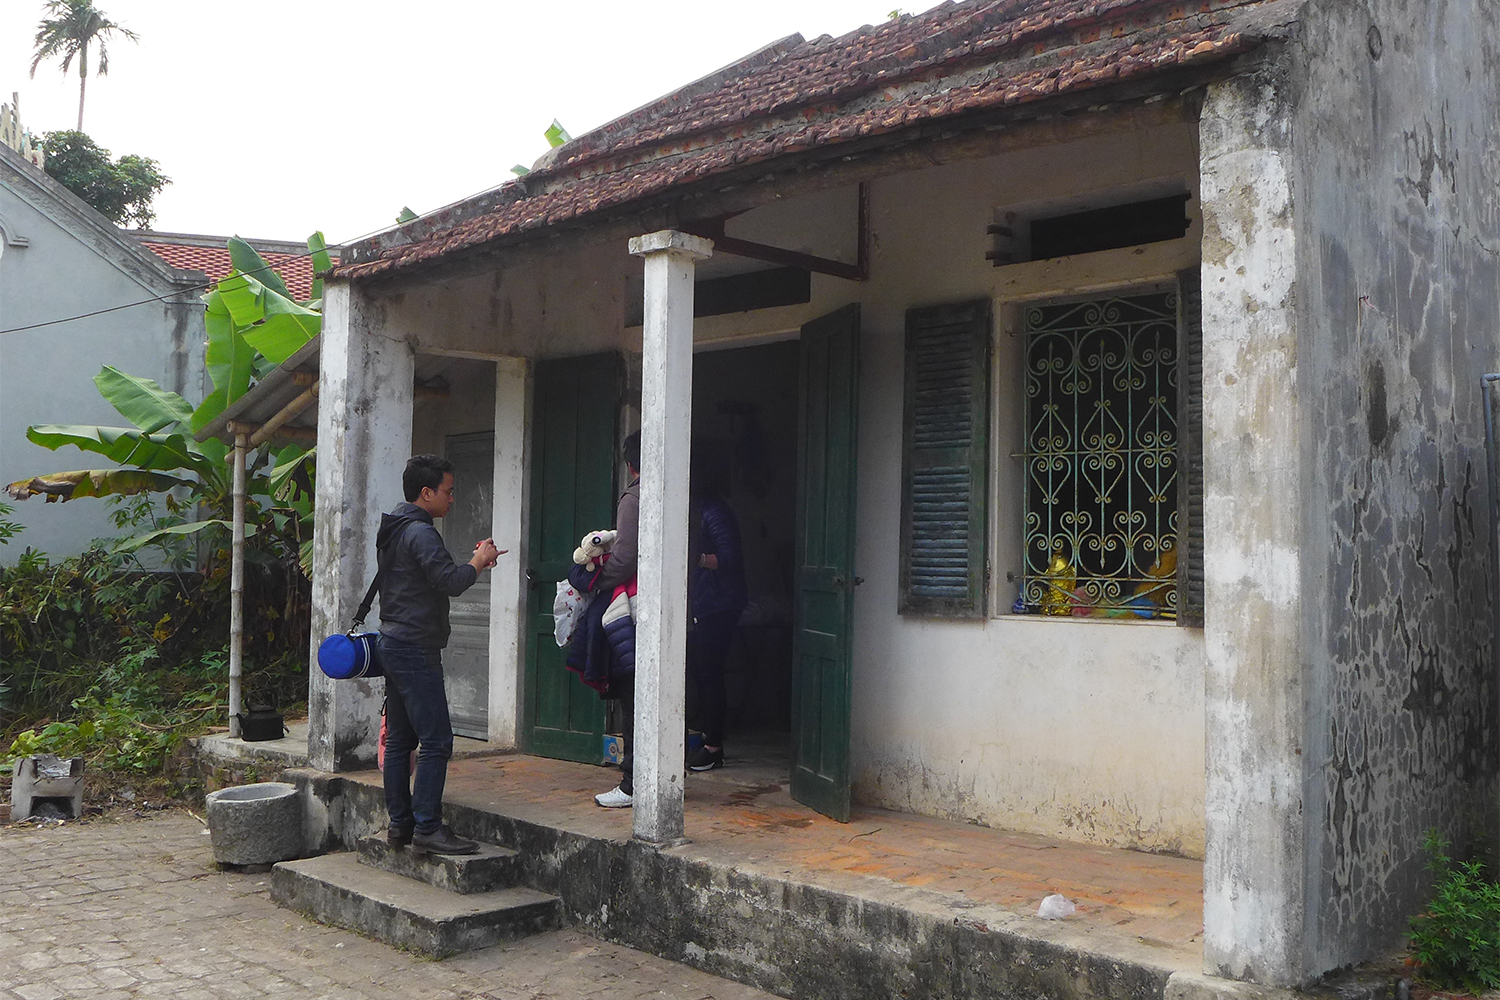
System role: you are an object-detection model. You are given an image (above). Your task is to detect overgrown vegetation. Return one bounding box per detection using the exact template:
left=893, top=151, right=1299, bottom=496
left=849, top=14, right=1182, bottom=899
left=1409, top=830, right=1500, bottom=993
left=0, top=513, right=309, bottom=783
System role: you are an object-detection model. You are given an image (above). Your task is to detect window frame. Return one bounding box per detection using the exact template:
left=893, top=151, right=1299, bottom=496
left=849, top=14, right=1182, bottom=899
left=990, top=276, right=1198, bottom=624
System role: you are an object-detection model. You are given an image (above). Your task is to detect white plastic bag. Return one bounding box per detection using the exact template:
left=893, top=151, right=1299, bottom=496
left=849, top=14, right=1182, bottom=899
left=1037, top=894, right=1076, bottom=920
left=554, top=582, right=587, bottom=647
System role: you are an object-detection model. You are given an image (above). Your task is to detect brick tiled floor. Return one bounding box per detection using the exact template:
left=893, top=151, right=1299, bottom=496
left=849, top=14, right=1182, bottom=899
left=0, top=812, right=780, bottom=1000
left=348, top=737, right=1205, bottom=971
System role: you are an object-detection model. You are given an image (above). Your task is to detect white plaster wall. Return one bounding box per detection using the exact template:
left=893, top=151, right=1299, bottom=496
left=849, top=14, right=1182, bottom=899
left=850, top=125, right=1207, bottom=856
left=369, top=120, right=1208, bottom=853
left=0, top=170, right=204, bottom=563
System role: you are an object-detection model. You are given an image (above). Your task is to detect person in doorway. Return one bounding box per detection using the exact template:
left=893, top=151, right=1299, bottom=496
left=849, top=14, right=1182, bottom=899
left=686, top=449, right=748, bottom=772
left=378, top=454, right=503, bottom=853
left=594, top=431, right=641, bottom=808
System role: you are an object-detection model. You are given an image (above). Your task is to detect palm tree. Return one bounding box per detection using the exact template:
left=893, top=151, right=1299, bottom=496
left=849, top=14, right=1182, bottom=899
left=29, top=0, right=138, bottom=132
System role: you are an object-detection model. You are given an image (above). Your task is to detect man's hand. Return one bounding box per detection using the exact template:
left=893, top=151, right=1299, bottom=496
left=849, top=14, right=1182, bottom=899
left=470, top=538, right=506, bottom=571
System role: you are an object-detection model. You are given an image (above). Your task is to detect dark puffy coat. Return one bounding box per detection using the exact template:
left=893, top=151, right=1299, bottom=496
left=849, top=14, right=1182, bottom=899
left=691, top=493, right=748, bottom=619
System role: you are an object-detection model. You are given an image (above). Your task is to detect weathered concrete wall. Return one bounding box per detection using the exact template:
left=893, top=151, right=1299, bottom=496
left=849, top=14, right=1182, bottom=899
left=1290, top=0, right=1500, bottom=978
left=1197, top=64, right=1304, bottom=985
left=308, top=282, right=415, bottom=771
left=0, top=148, right=204, bottom=563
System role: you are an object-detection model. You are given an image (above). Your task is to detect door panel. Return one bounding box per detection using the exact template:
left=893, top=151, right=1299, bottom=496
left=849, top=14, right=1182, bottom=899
left=523, top=353, right=620, bottom=762
left=791, top=305, right=860, bottom=822
left=443, top=431, right=495, bottom=740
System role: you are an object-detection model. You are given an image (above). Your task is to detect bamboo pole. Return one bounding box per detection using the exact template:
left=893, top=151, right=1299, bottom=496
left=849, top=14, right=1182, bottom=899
left=229, top=429, right=247, bottom=739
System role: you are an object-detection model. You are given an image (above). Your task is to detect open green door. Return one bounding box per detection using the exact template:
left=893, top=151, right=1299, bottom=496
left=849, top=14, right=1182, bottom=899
left=522, top=353, right=620, bottom=763
left=791, top=305, right=860, bottom=822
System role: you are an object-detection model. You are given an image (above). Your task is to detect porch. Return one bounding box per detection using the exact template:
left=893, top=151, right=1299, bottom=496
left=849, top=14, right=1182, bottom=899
left=276, top=745, right=1211, bottom=1000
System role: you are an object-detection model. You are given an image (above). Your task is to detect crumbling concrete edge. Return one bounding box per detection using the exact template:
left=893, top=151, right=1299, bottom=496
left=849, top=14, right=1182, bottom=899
left=293, top=770, right=1195, bottom=1000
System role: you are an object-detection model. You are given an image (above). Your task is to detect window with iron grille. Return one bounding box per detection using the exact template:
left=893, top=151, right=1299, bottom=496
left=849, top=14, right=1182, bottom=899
left=1020, top=289, right=1184, bottom=620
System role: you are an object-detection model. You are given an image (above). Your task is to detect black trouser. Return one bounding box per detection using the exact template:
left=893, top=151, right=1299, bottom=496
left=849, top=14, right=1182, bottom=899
left=617, top=675, right=634, bottom=795
left=687, top=610, right=738, bottom=748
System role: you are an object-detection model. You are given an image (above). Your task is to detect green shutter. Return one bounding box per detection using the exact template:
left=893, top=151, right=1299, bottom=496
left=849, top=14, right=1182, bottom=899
left=1176, top=269, right=1206, bottom=627
left=899, top=300, right=991, bottom=617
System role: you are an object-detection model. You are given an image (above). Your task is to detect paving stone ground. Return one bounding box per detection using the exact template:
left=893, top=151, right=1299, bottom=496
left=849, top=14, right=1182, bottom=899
left=0, top=811, right=780, bottom=1000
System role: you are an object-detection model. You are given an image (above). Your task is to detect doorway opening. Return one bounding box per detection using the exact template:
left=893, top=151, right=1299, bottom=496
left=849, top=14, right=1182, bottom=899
left=688, top=339, right=801, bottom=777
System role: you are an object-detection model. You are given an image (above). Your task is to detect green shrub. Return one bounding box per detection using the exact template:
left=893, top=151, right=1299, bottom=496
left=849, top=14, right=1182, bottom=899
left=1, top=534, right=309, bottom=781
left=7, top=696, right=184, bottom=774
left=1409, top=830, right=1500, bottom=992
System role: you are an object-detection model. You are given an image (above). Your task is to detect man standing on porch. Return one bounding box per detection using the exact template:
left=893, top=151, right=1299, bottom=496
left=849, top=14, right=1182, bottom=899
left=378, top=454, right=503, bottom=853
left=595, top=431, right=642, bottom=808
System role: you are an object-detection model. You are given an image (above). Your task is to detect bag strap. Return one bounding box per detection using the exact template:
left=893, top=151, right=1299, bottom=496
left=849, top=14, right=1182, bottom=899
left=351, top=520, right=407, bottom=631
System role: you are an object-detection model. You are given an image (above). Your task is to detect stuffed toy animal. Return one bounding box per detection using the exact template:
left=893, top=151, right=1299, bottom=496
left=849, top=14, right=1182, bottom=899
left=573, top=529, right=618, bottom=572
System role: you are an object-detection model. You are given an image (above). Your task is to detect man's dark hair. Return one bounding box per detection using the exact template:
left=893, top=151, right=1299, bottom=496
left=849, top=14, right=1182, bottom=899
left=623, top=431, right=641, bottom=473
left=404, top=454, right=455, bottom=501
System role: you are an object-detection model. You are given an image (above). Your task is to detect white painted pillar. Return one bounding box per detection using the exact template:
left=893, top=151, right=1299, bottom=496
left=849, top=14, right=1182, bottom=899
left=1198, top=73, right=1306, bottom=985
left=488, top=357, right=530, bottom=746
left=628, top=230, right=712, bottom=843
left=308, top=280, right=415, bottom=772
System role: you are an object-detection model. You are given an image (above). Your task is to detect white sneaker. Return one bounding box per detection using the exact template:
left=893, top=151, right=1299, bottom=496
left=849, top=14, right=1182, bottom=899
left=594, top=786, right=633, bottom=808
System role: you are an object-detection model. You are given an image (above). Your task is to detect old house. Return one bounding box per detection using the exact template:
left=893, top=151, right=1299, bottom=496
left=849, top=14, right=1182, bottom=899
left=299, top=0, right=1499, bottom=988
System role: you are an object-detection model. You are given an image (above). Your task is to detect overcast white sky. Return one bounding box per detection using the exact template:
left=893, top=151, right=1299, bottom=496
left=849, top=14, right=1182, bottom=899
left=2, top=1, right=940, bottom=247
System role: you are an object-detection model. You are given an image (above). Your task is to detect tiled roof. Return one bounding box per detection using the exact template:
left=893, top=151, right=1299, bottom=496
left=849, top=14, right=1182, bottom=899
left=338, top=0, right=1292, bottom=282
left=139, top=238, right=336, bottom=301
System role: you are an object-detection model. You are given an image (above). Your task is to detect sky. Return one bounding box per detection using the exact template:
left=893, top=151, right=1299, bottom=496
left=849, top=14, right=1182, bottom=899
left=2, top=1, right=941, bottom=248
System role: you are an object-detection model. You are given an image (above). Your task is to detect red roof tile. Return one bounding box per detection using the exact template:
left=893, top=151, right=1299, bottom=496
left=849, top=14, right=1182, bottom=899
left=140, top=240, right=336, bottom=301
left=338, top=0, right=1289, bottom=282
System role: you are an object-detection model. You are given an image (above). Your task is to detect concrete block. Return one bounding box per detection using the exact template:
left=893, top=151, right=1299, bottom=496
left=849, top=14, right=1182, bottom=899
left=10, top=755, right=84, bottom=820
left=357, top=836, right=523, bottom=894
left=205, top=782, right=303, bottom=865
left=271, top=853, right=562, bottom=958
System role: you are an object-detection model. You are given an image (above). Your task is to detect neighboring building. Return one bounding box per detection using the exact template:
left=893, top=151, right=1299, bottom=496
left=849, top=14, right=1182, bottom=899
left=0, top=141, right=206, bottom=562
left=0, top=139, right=333, bottom=563
left=300, top=0, right=1497, bottom=989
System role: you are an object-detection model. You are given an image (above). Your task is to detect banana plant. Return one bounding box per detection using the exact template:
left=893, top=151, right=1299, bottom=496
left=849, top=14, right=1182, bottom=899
left=5, top=234, right=328, bottom=569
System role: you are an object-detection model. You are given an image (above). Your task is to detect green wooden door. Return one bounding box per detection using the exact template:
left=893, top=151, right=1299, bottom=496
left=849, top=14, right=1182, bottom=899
left=522, top=353, right=620, bottom=763
left=791, top=305, right=861, bottom=822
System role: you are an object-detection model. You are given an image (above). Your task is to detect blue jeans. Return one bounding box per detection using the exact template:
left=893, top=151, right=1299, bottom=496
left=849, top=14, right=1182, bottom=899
left=378, top=637, right=453, bottom=836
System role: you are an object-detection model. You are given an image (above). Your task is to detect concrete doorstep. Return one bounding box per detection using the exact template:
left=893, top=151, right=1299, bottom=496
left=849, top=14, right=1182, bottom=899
left=272, top=848, right=563, bottom=958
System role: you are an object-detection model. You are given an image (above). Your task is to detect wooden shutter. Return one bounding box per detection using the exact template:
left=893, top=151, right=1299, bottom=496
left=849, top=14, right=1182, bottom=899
left=1176, top=269, right=1206, bottom=627
left=899, top=300, right=991, bottom=617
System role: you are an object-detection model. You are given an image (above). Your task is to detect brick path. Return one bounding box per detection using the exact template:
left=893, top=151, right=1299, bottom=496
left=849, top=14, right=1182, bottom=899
left=0, top=811, right=779, bottom=1000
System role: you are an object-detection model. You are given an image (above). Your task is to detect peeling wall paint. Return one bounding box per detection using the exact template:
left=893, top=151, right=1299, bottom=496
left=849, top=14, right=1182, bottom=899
left=1291, top=0, right=1500, bottom=977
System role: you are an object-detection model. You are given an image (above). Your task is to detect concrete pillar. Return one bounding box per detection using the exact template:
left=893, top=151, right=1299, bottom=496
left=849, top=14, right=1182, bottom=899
left=308, top=280, right=415, bottom=772
left=487, top=357, right=530, bottom=746
left=1198, top=72, right=1306, bottom=985
left=627, top=230, right=712, bottom=843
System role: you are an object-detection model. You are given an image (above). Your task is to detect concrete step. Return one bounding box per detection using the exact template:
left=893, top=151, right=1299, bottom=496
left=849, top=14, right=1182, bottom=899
left=357, top=836, right=524, bottom=894
left=272, top=853, right=562, bottom=958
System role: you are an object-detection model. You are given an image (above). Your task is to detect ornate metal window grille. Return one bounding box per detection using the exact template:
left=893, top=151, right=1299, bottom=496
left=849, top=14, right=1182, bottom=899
left=1021, top=291, right=1180, bottom=618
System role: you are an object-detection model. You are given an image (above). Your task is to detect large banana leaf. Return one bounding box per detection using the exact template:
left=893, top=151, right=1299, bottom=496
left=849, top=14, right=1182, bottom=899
left=191, top=288, right=256, bottom=431
left=307, top=231, right=331, bottom=302
left=95, top=366, right=193, bottom=433
left=112, top=518, right=256, bottom=554
left=27, top=425, right=210, bottom=474
left=268, top=446, right=314, bottom=503
left=218, top=270, right=320, bottom=365
left=228, top=236, right=292, bottom=301
left=5, top=469, right=192, bottom=502
left=240, top=292, right=320, bottom=365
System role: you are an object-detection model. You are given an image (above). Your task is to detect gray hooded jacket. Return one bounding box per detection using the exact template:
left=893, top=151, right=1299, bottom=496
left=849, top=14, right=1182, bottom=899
left=376, top=502, right=478, bottom=649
